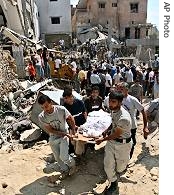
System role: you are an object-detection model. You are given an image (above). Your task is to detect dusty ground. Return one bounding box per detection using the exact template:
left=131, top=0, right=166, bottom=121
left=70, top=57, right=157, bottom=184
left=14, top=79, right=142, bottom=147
left=0, top=100, right=159, bottom=195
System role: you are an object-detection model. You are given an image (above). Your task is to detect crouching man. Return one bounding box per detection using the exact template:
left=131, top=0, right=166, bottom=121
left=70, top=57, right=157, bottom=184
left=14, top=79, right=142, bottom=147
left=38, top=94, right=76, bottom=178
left=96, top=91, right=132, bottom=195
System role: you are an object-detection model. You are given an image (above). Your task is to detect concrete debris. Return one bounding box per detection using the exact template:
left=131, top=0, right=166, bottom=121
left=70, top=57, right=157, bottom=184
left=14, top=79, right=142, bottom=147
left=20, top=128, right=42, bottom=142
left=12, top=119, right=32, bottom=132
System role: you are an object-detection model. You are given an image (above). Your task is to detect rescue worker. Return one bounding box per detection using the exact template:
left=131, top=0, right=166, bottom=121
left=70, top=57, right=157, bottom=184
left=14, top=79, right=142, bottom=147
left=38, top=94, right=76, bottom=178
left=96, top=91, right=132, bottom=195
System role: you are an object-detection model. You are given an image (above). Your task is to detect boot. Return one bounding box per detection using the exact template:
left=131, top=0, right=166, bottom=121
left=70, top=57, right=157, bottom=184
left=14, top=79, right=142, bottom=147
left=104, top=180, right=119, bottom=195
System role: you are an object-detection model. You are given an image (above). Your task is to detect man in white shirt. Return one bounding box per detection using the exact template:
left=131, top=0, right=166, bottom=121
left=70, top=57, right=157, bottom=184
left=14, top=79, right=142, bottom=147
left=35, top=48, right=44, bottom=81
left=55, top=56, right=62, bottom=70
left=38, top=94, right=76, bottom=179
left=116, top=82, right=149, bottom=159
left=125, top=68, right=133, bottom=87
left=105, top=69, right=112, bottom=97
left=90, top=70, right=101, bottom=88
left=70, top=59, right=77, bottom=73
left=113, top=68, right=122, bottom=86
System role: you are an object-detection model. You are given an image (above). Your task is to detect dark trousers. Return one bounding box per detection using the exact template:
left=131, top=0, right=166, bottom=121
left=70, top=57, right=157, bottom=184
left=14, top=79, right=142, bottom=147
left=105, top=87, right=111, bottom=97
left=130, top=128, right=137, bottom=159
left=99, top=84, right=106, bottom=100
left=69, top=141, right=75, bottom=154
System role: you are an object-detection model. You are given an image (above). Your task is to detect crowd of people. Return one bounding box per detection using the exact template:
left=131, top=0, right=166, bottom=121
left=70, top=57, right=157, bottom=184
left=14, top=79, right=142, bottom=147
left=27, top=38, right=159, bottom=195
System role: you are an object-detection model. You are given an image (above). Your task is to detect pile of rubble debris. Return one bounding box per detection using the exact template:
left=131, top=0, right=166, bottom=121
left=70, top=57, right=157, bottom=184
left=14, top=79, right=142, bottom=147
left=0, top=52, right=54, bottom=150
left=0, top=50, right=18, bottom=101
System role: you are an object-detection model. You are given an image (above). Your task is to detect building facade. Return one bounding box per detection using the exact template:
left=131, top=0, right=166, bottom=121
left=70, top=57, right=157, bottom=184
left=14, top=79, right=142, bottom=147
left=0, top=0, right=40, bottom=41
left=73, top=0, right=150, bottom=40
left=36, top=0, right=72, bottom=47
left=0, top=0, right=40, bottom=79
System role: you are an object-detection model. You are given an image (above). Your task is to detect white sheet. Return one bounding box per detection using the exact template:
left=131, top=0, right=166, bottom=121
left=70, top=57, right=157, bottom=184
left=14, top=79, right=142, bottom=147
left=79, top=110, right=112, bottom=137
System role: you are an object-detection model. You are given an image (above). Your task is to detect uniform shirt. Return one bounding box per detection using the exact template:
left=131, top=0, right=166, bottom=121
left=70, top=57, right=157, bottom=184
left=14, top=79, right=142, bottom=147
left=84, top=96, right=103, bottom=113
left=63, top=99, right=86, bottom=126
left=122, top=95, right=144, bottom=129
left=38, top=105, right=70, bottom=138
left=129, top=83, right=143, bottom=100
left=111, top=106, right=132, bottom=139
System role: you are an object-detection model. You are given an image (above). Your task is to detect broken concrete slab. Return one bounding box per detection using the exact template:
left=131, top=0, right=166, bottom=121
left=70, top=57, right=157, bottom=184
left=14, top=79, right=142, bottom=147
left=12, top=119, right=32, bottom=132
left=13, top=90, right=23, bottom=99
left=20, top=128, right=42, bottom=142
left=24, top=79, right=52, bottom=93
left=19, top=80, right=34, bottom=90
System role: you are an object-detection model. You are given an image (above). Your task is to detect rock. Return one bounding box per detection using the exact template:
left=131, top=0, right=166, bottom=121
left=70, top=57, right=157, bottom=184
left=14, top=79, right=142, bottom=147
left=19, top=80, right=33, bottom=90
left=13, top=119, right=32, bottom=132
left=59, top=188, right=65, bottom=195
left=20, top=129, right=42, bottom=142
left=1, top=144, right=12, bottom=152
left=151, top=176, right=158, bottom=181
left=43, top=154, right=55, bottom=163
left=2, top=182, right=8, bottom=188
left=47, top=173, right=61, bottom=184
left=13, top=90, right=23, bottom=99
left=36, top=166, right=43, bottom=171
left=5, top=116, right=16, bottom=123
left=150, top=168, right=159, bottom=177
left=8, top=92, right=14, bottom=101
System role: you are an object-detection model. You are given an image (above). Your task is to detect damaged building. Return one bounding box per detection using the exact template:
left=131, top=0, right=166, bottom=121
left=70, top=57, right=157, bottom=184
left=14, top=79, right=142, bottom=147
left=0, top=0, right=40, bottom=40
left=35, top=0, right=72, bottom=48
left=0, top=0, right=40, bottom=78
left=72, top=0, right=159, bottom=61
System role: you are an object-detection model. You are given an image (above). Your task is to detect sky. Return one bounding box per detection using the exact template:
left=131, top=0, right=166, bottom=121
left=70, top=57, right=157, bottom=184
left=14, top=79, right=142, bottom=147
left=70, top=0, right=159, bottom=29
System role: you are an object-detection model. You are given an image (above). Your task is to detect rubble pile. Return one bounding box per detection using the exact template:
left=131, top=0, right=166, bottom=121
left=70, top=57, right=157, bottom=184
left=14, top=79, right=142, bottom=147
left=0, top=77, right=54, bottom=150
left=0, top=50, right=18, bottom=101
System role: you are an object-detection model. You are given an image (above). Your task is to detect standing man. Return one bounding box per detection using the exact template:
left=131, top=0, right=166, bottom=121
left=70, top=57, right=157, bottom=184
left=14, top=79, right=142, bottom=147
left=96, top=91, right=132, bottom=195
left=42, top=46, right=51, bottom=79
left=38, top=94, right=76, bottom=177
left=84, top=86, right=103, bottom=114
left=105, top=69, right=112, bottom=97
left=129, top=79, right=143, bottom=119
left=90, top=70, right=101, bottom=88
left=62, top=86, right=87, bottom=156
left=35, top=48, right=44, bottom=81
left=116, top=82, right=149, bottom=159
